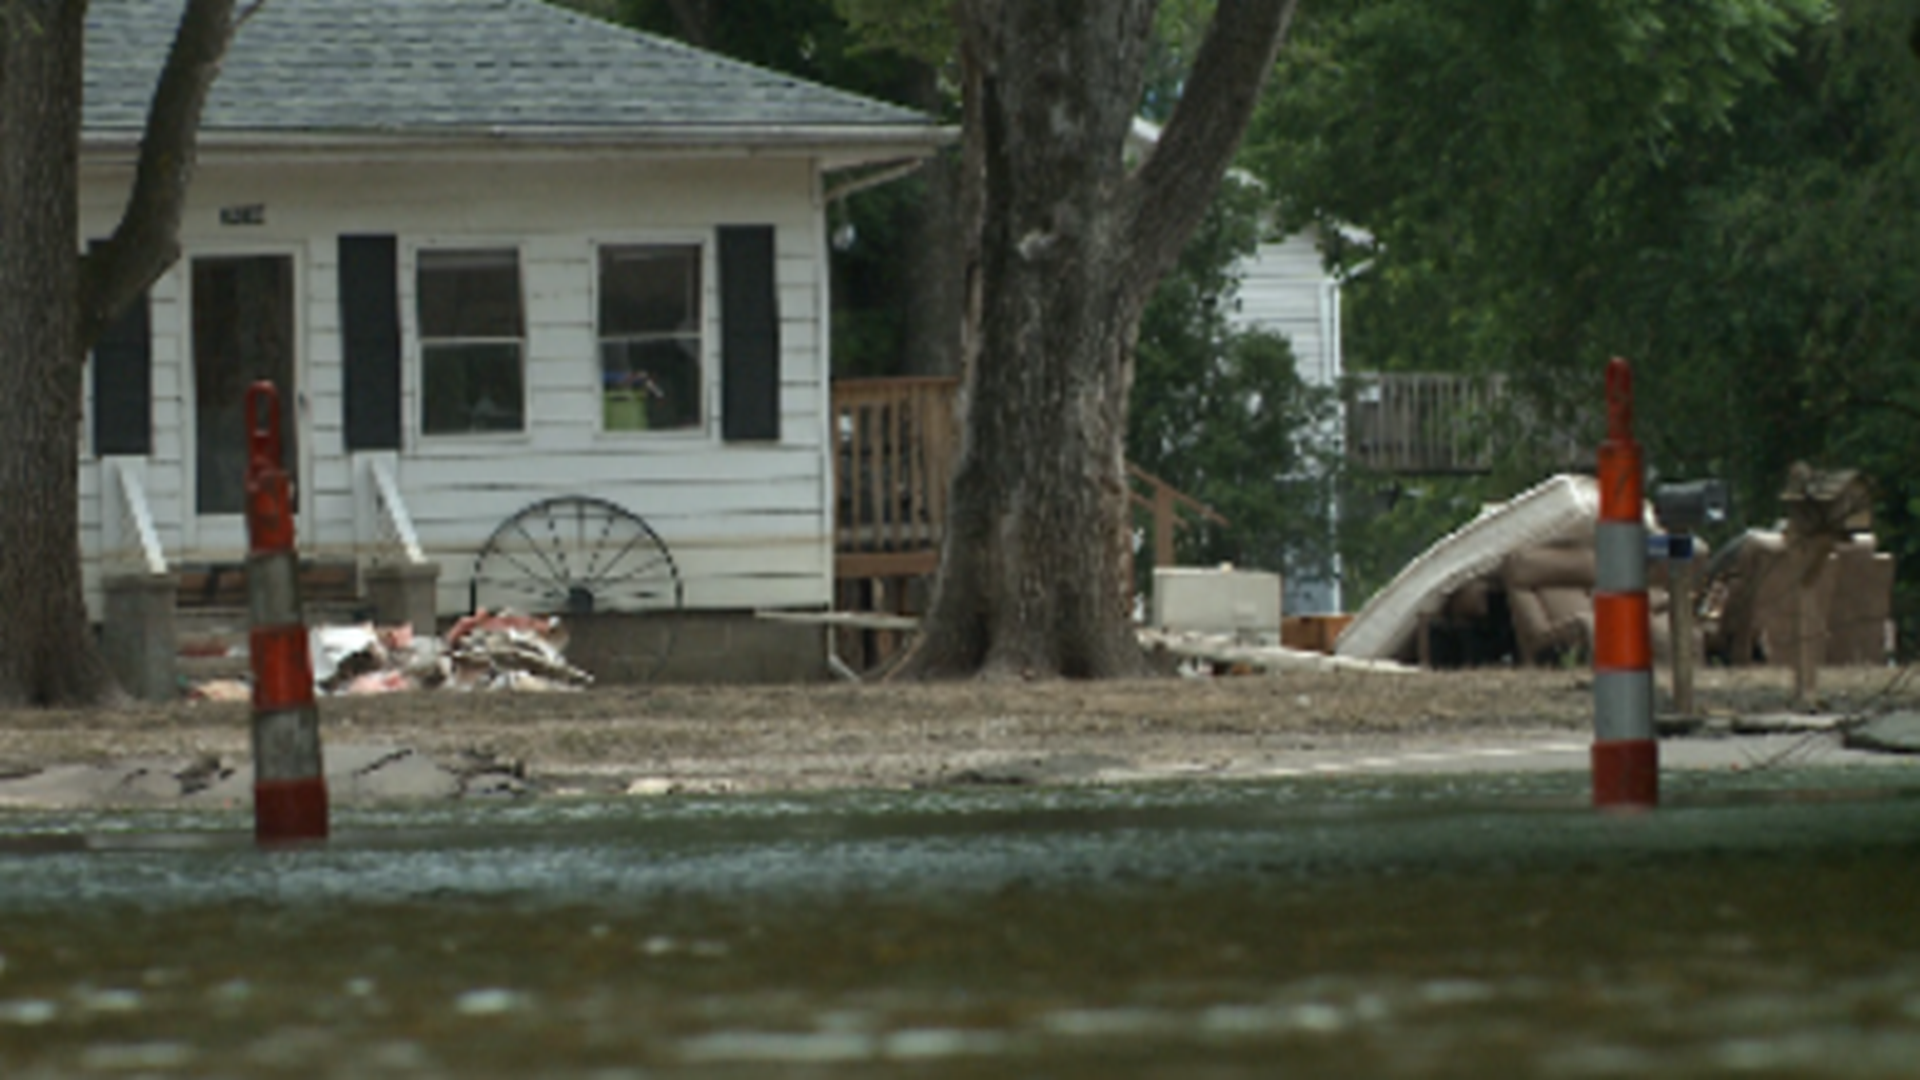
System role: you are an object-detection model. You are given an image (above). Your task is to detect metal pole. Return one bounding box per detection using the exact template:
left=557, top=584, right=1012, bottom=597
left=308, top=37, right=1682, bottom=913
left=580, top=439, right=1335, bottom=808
left=244, top=381, right=329, bottom=843
left=1592, top=358, right=1658, bottom=809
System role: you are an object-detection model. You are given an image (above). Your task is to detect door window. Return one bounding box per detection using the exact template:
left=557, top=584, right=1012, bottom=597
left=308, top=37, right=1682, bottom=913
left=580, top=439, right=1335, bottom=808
left=192, top=255, right=296, bottom=515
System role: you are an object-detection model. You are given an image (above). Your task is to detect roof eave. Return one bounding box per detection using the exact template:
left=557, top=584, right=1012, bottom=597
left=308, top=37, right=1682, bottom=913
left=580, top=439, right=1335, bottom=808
left=80, top=124, right=958, bottom=167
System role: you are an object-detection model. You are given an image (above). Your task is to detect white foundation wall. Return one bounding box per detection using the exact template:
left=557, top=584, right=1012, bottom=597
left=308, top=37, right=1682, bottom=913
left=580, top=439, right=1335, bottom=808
left=78, top=153, right=834, bottom=619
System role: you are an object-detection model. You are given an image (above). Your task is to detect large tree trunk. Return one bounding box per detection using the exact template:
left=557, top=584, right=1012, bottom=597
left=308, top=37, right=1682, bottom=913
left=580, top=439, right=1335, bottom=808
left=0, top=0, right=242, bottom=706
left=904, top=0, right=1296, bottom=680
left=0, top=4, right=108, bottom=706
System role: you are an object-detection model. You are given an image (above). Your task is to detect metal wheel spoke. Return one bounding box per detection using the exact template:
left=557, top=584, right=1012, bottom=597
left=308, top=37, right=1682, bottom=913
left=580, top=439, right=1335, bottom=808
left=584, top=542, right=670, bottom=590
left=579, top=509, right=626, bottom=583
left=508, top=517, right=572, bottom=590
left=485, top=545, right=569, bottom=600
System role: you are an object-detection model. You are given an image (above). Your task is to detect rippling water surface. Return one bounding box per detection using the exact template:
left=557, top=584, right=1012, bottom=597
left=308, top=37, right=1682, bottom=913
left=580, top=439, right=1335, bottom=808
left=3, top=767, right=1919, bottom=1078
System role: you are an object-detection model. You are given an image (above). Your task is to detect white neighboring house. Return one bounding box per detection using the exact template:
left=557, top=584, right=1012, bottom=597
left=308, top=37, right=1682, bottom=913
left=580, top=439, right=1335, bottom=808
left=1129, top=120, right=1347, bottom=614
left=1225, top=231, right=1346, bottom=615
left=76, top=0, right=949, bottom=680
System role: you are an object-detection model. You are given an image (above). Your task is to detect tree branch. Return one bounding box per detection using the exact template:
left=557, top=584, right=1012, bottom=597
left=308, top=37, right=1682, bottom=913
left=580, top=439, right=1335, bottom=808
left=77, top=0, right=242, bottom=351
left=1123, top=0, right=1297, bottom=296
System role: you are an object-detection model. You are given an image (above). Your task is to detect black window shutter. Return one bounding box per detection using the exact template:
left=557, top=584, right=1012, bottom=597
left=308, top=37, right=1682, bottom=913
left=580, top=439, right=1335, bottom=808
left=718, top=225, right=781, bottom=442
left=91, top=289, right=152, bottom=456
left=339, top=234, right=402, bottom=450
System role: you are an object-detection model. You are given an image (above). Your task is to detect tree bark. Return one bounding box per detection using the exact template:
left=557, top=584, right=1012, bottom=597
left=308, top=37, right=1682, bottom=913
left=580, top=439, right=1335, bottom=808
left=904, top=0, right=1295, bottom=680
left=81, top=0, right=243, bottom=347
left=0, top=0, right=240, bottom=706
left=0, top=2, right=105, bottom=706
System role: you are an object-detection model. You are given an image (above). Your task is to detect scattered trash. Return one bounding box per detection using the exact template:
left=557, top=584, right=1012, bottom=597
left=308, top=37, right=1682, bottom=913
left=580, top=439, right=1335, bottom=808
left=188, top=679, right=251, bottom=703
left=445, top=610, right=593, bottom=691
left=1336, top=474, right=1600, bottom=662
left=1139, top=628, right=1416, bottom=676
left=187, top=609, right=592, bottom=701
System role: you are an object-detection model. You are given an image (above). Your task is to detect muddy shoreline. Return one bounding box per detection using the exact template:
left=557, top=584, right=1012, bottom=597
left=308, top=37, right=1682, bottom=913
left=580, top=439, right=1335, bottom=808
left=0, top=666, right=1913, bottom=807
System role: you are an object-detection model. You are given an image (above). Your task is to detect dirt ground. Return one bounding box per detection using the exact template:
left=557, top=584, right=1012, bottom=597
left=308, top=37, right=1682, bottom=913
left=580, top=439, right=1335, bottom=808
left=1, top=664, right=1915, bottom=796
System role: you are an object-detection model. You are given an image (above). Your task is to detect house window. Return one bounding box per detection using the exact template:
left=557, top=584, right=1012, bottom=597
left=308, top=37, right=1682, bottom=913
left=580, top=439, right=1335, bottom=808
left=599, top=244, right=702, bottom=432
left=417, top=248, right=525, bottom=434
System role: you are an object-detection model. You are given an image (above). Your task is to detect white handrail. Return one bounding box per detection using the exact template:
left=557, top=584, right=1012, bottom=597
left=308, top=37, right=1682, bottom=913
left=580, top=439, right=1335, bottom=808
left=368, top=457, right=427, bottom=566
left=108, top=459, right=168, bottom=576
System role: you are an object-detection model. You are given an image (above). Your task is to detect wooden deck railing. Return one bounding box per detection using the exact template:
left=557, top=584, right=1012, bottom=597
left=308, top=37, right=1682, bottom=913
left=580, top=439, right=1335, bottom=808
left=832, top=377, right=1228, bottom=581
left=1343, top=372, right=1593, bottom=474
left=833, top=377, right=959, bottom=581
left=1344, top=372, right=1507, bottom=474
left=1127, top=463, right=1229, bottom=568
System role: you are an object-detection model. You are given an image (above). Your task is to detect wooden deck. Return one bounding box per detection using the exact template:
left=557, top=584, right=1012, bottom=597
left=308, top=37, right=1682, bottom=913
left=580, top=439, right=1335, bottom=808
left=830, top=377, right=1230, bottom=668
left=833, top=376, right=958, bottom=582
left=831, top=378, right=1231, bottom=582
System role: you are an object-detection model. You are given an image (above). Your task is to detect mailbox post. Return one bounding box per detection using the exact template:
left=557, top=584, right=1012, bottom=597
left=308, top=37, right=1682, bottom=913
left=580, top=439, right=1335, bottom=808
left=1652, top=480, right=1728, bottom=719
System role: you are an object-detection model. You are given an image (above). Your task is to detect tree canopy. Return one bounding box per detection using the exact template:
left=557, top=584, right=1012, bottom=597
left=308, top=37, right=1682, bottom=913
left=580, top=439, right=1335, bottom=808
left=1253, top=0, right=1920, bottom=642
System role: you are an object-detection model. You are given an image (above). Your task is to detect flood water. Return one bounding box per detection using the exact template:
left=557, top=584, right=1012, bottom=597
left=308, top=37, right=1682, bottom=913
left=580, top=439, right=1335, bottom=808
left=3, top=766, right=1920, bottom=1078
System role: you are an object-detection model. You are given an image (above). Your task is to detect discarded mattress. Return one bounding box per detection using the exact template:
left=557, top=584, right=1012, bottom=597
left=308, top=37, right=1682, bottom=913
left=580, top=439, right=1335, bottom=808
left=1336, top=474, right=1600, bottom=661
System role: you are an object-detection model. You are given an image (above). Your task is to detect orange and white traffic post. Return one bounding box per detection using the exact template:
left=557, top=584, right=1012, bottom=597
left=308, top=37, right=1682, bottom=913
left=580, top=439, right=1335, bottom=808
left=1591, top=358, right=1658, bottom=809
left=244, top=381, right=329, bottom=843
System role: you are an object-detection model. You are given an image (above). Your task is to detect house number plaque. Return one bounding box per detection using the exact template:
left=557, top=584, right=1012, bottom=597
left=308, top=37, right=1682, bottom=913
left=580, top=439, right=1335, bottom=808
left=220, top=203, right=266, bottom=226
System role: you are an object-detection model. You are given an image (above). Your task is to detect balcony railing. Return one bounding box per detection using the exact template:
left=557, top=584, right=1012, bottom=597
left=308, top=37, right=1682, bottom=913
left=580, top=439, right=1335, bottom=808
left=1342, top=372, right=1589, bottom=475
left=1344, top=373, right=1505, bottom=475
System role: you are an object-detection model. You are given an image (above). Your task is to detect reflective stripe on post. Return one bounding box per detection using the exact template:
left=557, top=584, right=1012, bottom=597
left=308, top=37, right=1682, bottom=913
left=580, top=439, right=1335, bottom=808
left=1592, top=358, right=1658, bottom=809
left=245, top=381, right=329, bottom=843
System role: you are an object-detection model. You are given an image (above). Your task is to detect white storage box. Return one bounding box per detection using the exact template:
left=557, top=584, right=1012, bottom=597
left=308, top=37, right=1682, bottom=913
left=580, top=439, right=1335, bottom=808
left=1150, top=566, right=1283, bottom=644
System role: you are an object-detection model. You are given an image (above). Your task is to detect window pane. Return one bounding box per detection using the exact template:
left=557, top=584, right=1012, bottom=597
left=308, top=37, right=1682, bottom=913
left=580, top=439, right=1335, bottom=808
left=601, top=337, right=701, bottom=431
left=423, top=342, right=524, bottom=434
left=418, top=249, right=524, bottom=338
left=599, top=245, right=699, bottom=336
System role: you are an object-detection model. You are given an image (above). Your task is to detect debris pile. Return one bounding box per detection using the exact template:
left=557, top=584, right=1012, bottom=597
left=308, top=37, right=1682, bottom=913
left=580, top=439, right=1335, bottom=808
left=443, top=609, right=593, bottom=692
left=191, top=609, right=593, bottom=701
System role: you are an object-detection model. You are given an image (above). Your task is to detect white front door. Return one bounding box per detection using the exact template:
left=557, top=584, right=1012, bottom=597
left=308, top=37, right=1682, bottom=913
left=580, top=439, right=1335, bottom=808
left=189, top=253, right=300, bottom=555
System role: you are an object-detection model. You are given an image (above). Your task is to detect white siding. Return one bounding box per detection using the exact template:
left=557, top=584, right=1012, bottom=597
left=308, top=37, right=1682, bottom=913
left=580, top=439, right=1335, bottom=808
left=77, top=154, right=835, bottom=615
left=1228, top=233, right=1341, bottom=390
left=1225, top=230, right=1346, bottom=615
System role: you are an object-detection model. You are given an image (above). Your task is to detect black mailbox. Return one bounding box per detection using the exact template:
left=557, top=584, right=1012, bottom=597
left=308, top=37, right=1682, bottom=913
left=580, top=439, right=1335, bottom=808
left=1652, top=479, right=1729, bottom=534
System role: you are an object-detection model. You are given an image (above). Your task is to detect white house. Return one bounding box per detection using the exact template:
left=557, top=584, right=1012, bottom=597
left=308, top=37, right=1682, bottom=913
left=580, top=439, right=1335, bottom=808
left=1226, top=233, right=1346, bottom=615
left=1127, top=121, right=1347, bottom=613
left=1226, top=235, right=1344, bottom=402
left=78, top=0, right=950, bottom=688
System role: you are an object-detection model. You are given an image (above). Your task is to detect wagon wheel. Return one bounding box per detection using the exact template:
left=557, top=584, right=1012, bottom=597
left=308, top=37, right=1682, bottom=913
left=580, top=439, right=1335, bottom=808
left=469, top=496, right=682, bottom=678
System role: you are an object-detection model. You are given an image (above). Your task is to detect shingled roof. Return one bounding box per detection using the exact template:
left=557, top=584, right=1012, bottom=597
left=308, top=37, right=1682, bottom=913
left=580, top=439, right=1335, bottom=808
left=83, top=0, right=944, bottom=152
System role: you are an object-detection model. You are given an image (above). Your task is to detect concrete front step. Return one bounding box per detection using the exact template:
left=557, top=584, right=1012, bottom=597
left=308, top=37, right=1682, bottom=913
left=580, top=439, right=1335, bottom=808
left=175, top=560, right=364, bottom=610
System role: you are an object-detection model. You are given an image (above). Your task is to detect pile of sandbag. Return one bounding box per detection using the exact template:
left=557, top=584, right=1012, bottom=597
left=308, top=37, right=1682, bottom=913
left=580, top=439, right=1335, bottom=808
left=1497, top=530, right=1696, bottom=665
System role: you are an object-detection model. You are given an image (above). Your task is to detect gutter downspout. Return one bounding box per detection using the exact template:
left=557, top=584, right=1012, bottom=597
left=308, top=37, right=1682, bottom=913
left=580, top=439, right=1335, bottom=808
left=824, top=158, right=928, bottom=203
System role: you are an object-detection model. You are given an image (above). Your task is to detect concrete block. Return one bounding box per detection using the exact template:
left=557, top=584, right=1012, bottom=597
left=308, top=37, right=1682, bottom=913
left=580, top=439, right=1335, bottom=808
left=563, top=612, right=827, bottom=684
left=101, top=573, right=178, bottom=702
left=363, top=561, right=440, bottom=638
